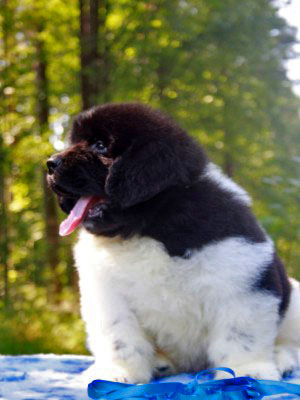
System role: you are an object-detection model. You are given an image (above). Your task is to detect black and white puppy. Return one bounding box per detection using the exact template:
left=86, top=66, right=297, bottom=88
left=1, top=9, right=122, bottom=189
left=47, top=103, right=300, bottom=383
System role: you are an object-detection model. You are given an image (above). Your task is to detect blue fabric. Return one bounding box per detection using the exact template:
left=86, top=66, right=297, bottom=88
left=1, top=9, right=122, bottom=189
left=88, top=368, right=300, bottom=400
left=1, top=356, right=300, bottom=400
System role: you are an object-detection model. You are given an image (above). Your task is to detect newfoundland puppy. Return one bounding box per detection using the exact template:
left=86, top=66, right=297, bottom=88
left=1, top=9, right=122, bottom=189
left=47, top=103, right=300, bottom=383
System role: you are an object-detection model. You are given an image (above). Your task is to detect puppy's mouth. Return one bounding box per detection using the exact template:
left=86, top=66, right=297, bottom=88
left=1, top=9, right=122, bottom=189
left=59, top=196, right=106, bottom=236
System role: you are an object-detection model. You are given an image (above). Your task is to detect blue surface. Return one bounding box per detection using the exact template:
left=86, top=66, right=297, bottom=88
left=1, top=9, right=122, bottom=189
left=0, top=355, right=300, bottom=400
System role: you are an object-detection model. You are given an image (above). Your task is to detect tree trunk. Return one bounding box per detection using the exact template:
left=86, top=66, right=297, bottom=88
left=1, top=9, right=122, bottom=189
left=0, top=138, right=10, bottom=310
left=1, top=0, right=11, bottom=310
left=156, top=61, right=168, bottom=103
left=35, top=32, right=61, bottom=296
left=224, top=151, right=234, bottom=177
left=42, top=172, right=61, bottom=295
left=79, top=0, right=110, bottom=109
left=223, top=95, right=235, bottom=177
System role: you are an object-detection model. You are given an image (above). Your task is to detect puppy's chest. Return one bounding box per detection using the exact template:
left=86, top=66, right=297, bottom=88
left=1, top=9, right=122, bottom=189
left=75, top=232, right=214, bottom=324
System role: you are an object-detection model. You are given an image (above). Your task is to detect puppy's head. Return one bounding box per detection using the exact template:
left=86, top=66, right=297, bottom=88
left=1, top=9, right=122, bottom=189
left=47, top=103, right=206, bottom=236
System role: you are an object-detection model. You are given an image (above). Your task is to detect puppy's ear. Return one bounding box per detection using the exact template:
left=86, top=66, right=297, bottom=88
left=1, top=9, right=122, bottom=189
left=105, top=139, right=203, bottom=208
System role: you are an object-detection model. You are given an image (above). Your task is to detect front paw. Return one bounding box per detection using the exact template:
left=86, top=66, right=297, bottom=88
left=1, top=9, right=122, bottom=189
left=82, top=362, right=152, bottom=384
left=215, top=361, right=280, bottom=381
left=275, top=345, right=300, bottom=376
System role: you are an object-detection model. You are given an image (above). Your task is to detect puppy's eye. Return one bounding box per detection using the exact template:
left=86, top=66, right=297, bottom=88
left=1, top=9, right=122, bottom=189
left=93, top=140, right=108, bottom=155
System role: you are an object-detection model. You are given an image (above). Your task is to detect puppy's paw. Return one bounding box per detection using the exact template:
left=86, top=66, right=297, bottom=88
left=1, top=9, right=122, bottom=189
left=275, top=345, right=299, bottom=376
left=215, top=362, right=280, bottom=381
left=82, top=362, right=152, bottom=384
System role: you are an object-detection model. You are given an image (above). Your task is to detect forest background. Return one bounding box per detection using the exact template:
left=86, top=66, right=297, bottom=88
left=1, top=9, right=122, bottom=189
left=1, top=0, right=300, bottom=355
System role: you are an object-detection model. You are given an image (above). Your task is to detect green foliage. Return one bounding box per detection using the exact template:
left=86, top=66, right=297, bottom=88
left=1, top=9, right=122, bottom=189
left=1, top=0, right=300, bottom=354
left=0, top=286, right=86, bottom=354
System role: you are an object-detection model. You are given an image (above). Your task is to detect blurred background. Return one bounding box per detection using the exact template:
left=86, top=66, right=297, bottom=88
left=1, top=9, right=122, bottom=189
left=1, top=0, right=300, bottom=355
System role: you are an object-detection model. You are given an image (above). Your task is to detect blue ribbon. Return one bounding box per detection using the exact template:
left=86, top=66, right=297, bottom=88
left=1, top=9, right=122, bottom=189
left=88, top=367, right=300, bottom=400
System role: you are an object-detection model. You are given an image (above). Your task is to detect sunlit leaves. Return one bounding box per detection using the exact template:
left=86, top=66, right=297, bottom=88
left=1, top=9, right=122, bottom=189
left=1, top=0, right=300, bottom=354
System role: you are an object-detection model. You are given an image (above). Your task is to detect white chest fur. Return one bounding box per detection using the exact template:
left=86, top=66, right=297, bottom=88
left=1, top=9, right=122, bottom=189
left=74, top=230, right=278, bottom=372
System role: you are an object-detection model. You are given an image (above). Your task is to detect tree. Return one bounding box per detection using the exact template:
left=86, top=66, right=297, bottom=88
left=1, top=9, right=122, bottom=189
left=35, top=21, right=61, bottom=296
left=79, top=0, right=111, bottom=108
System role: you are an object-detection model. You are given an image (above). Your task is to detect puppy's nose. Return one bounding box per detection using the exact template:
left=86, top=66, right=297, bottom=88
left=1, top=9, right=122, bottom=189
left=47, top=156, right=62, bottom=175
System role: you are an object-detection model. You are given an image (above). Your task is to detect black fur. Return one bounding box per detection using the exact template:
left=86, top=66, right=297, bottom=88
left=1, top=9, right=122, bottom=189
left=255, top=254, right=291, bottom=315
left=47, top=102, right=291, bottom=314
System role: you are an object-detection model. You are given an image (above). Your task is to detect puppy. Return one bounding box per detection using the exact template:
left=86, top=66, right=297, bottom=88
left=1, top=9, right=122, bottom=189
left=47, top=103, right=300, bottom=383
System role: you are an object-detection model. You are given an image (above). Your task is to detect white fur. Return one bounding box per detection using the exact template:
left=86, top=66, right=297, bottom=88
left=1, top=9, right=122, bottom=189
left=202, top=163, right=252, bottom=205
left=74, top=229, right=300, bottom=382
left=274, top=279, right=300, bottom=374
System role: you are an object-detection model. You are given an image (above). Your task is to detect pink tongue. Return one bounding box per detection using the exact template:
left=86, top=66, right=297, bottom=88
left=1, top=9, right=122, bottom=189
left=59, top=196, right=96, bottom=236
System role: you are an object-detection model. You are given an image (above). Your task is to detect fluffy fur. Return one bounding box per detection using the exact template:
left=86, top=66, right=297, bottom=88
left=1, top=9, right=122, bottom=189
left=47, top=103, right=300, bottom=383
